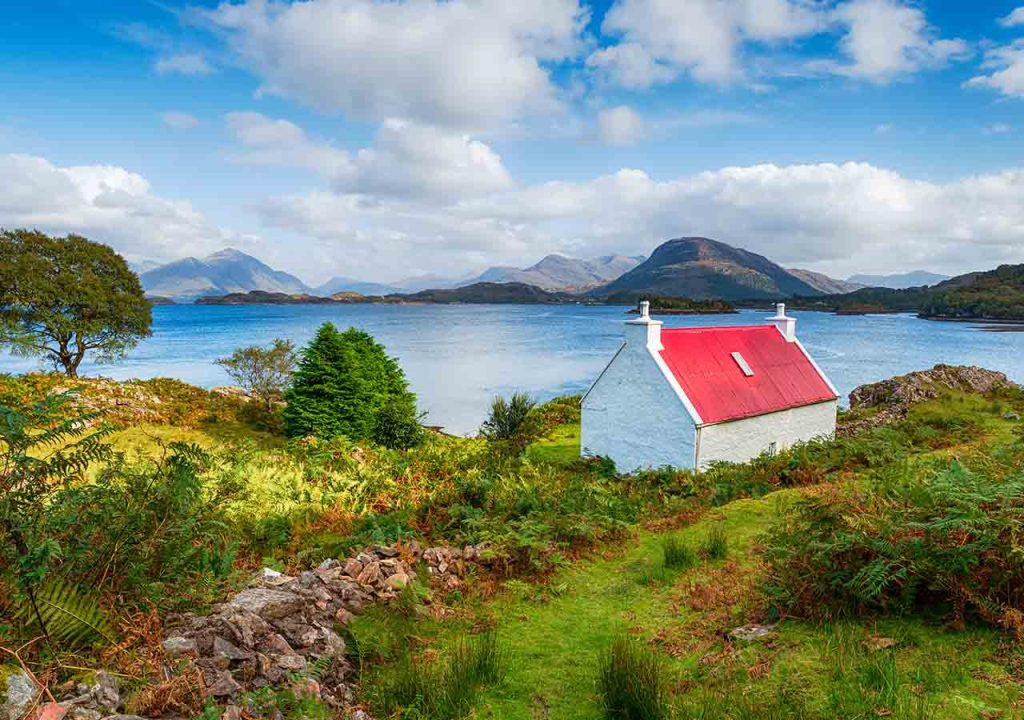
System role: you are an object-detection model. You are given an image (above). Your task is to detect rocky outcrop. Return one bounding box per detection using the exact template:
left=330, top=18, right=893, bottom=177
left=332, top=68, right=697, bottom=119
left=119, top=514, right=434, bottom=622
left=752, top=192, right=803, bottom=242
left=159, top=543, right=483, bottom=713
left=840, top=364, right=1015, bottom=436
left=2, top=669, right=39, bottom=720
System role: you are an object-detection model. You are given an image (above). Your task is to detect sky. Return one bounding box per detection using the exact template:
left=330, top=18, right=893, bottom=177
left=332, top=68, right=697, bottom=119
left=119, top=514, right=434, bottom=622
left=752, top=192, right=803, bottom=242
left=2, top=0, right=1024, bottom=284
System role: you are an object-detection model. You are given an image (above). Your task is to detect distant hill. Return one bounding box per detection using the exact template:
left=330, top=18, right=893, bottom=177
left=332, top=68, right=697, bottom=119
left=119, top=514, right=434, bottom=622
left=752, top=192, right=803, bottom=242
left=787, top=268, right=865, bottom=295
left=594, top=237, right=821, bottom=300
left=789, top=264, right=1024, bottom=321
left=847, top=270, right=950, bottom=289
left=460, top=253, right=645, bottom=292
left=141, top=248, right=309, bottom=300
left=399, top=282, right=577, bottom=304
left=314, top=276, right=403, bottom=296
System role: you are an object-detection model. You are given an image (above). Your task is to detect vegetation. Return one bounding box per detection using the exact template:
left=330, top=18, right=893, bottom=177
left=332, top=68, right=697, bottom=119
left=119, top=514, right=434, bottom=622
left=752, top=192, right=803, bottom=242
left=282, top=322, right=421, bottom=447
left=3, top=361, right=1024, bottom=719
left=0, top=229, right=152, bottom=376
left=479, top=392, right=543, bottom=455
left=603, top=291, right=736, bottom=314
left=215, top=338, right=297, bottom=409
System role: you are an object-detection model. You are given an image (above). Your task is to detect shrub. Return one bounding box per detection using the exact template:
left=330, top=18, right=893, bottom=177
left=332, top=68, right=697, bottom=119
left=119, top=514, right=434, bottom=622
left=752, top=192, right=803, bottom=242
left=215, top=338, right=296, bottom=410
left=372, top=397, right=426, bottom=450
left=597, top=635, right=671, bottom=720
left=480, top=392, right=543, bottom=456
left=763, top=457, right=1024, bottom=631
left=661, top=536, right=694, bottom=570
left=283, top=323, right=419, bottom=442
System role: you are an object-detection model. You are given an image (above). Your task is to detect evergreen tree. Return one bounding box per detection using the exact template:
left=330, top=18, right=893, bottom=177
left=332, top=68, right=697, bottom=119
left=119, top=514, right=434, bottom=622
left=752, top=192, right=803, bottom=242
left=283, top=323, right=420, bottom=445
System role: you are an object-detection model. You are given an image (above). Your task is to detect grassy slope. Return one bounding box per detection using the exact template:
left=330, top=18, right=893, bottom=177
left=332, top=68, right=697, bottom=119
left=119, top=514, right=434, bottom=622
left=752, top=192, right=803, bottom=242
left=355, top=404, right=1024, bottom=719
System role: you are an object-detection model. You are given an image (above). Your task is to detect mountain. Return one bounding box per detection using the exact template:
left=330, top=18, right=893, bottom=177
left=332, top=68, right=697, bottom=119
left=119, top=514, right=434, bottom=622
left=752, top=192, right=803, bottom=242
left=140, top=249, right=310, bottom=300
left=787, top=268, right=866, bottom=295
left=399, top=282, right=577, bottom=304
left=846, top=270, right=950, bottom=289
left=314, top=276, right=403, bottom=296
left=594, top=237, right=821, bottom=300
left=461, top=253, right=645, bottom=292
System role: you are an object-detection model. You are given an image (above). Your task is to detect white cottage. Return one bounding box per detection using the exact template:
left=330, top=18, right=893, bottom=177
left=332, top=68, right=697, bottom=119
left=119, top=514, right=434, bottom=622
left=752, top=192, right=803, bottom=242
left=581, top=302, right=839, bottom=471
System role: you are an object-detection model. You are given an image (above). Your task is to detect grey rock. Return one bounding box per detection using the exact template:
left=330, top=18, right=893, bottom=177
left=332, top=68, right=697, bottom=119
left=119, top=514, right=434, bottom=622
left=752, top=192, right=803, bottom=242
left=229, top=588, right=304, bottom=620
left=206, top=671, right=242, bottom=697
left=316, top=558, right=339, bottom=572
left=214, top=637, right=252, bottom=662
left=1004, top=411, right=1021, bottom=421
left=730, top=624, right=776, bottom=641
left=220, top=705, right=243, bottom=720
left=2, top=670, right=39, bottom=720
left=385, top=572, right=410, bottom=590
left=67, top=708, right=102, bottom=720
left=273, top=655, right=307, bottom=672
left=373, top=544, right=399, bottom=558
left=91, top=672, right=119, bottom=713
left=162, top=636, right=198, bottom=658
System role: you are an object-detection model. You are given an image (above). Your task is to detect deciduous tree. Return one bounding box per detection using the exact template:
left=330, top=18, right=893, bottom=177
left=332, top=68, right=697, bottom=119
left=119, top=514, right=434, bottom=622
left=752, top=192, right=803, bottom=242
left=0, top=229, right=152, bottom=377
left=216, top=338, right=297, bottom=410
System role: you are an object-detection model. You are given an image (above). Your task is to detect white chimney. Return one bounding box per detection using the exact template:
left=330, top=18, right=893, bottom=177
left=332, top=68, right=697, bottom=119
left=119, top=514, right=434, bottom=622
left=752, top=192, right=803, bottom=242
left=768, top=302, right=796, bottom=342
left=625, top=299, right=663, bottom=350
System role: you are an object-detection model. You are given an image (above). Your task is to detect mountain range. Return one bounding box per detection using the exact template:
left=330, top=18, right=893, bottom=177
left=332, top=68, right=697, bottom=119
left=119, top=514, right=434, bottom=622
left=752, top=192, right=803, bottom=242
left=846, top=270, right=950, bottom=289
left=138, top=239, right=951, bottom=303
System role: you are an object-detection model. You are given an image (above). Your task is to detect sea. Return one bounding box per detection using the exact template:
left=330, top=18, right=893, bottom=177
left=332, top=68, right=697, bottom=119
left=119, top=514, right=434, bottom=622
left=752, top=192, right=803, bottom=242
left=2, top=304, right=1021, bottom=435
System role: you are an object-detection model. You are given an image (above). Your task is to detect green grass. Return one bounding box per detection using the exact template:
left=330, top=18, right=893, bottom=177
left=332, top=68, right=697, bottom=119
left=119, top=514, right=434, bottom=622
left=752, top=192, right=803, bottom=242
left=525, top=421, right=580, bottom=465
left=351, top=490, right=1023, bottom=719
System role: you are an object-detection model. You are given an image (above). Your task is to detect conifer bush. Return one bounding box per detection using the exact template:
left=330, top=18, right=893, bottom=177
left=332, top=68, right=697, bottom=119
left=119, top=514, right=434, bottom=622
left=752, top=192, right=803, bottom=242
left=283, top=323, right=422, bottom=447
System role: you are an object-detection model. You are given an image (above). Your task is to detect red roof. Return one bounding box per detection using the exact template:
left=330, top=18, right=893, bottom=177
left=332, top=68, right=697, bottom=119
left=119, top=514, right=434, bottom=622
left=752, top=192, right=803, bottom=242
left=658, top=325, right=837, bottom=425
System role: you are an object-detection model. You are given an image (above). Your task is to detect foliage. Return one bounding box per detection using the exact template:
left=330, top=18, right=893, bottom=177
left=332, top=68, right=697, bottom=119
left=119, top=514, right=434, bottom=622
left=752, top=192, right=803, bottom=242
left=10, top=576, right=114, bottom=649
left=372, top=396, right=426, bottom=449
left=0, top=229, right=152, bottom=376
left=480, top=392, right=543, bottom=456
left=282, top=323, right=420, bottom=443
left=763, top=453, right=1024, bottom=631
left=215, top=338, right=297, bottom=410
left=597, top=635, right=671, bottom=720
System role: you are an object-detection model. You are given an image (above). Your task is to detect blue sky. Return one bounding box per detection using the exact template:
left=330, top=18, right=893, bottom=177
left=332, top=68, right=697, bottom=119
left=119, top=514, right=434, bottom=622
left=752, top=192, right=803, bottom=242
left=2, top=0, right=1024, bottom=283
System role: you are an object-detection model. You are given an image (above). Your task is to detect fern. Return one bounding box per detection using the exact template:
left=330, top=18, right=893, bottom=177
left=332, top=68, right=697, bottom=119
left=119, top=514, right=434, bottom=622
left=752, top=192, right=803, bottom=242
left=12, top=577, right=116, bottom=648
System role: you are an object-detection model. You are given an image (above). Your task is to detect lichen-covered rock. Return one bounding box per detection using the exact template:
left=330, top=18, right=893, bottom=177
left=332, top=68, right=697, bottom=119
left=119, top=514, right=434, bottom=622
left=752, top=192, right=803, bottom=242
left=228, top=588, right=304, bottom=620
left=2, top=669, right=39, bottom=720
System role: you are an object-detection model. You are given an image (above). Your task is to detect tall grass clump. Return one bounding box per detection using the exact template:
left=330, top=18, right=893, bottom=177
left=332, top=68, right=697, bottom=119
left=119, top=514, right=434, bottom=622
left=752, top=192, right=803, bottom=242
left=697, top=525, right=728, bottom=561
left=661, top=536, right=694, bottom=570
left=371, top=629, right=504, bottom=720
left=597, top=635, right=671, bottom=720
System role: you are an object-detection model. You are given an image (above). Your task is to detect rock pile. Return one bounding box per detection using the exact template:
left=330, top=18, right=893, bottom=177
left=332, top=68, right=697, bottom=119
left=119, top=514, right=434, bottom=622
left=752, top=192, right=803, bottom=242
left=840, top=364, right=1015, bottom=436
left=160, top=542, right=484, bottom=713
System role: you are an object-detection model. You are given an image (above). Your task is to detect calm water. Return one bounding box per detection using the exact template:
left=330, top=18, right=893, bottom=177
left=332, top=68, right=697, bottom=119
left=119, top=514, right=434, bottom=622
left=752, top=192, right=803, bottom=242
left=2, top=304, right=1021, bottom=435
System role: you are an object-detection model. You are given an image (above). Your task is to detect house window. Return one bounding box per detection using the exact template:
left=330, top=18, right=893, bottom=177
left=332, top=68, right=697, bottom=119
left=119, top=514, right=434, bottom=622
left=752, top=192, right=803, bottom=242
left=731, top=351, right=754, bottom=377
left=767, top=441, right=777, bottom=457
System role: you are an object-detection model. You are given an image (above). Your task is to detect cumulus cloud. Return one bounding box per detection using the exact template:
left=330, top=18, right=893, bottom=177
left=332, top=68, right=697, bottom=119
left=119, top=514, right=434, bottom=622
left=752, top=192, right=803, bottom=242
left=1000, top=7, right=1024, bottom=27
left=591, top=0, right=822, bottom=87
left=0, top=154, right=234, bottom=264
left=160, top=112, right=201, bottom=129
left=597, top=106, right=646, bottom=145
left=967, top=40, right=1024, bottom=97
left=204, top=0, right=587, bottom=129
left=226, top=112, right=511, bottom=200
left=255, top=160, right=1024, bottom=280
left=154, top=52, right=216, bottom=76
left=830, top=0, right=969, bottom=83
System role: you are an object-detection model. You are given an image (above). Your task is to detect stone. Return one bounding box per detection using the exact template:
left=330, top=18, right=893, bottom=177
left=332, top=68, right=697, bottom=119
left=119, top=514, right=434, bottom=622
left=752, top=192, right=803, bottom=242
left=335, top=608, right=354, bottom=625
left=162, top=637, right=198, bottom=658
left=2, top=669, right=39, bottom=720
left=228, top=589, right=305, bottom=620
left=350, top=710, right=373, bottom=720
left=385, top=572, right=410, bottom=590
left=729, top=624, right=775, bottom=641
left=65, top=709, right=101, bottom=720
left=220, top=705, right=243, bottom=720
left=259, top=633, right=296, bottom=657
left=316, top=558, right=339, bottom=572
left=90, top=673, right=119, bottom=714
left=291, top=678, right=320, bottom=699
left=214, top=637, right=253, bottom=662
left=342, top=558, right=363, bottom=578
left=206, top=671, right=242, bottom=697
left=373, top=544, right=399, bottom=558
left=356, top=562, right=381, bottom=587
left=1004, top=411, right=1021, bottom=421
left=273, top=655, right=307, bottom=672
left=27, top=702, right=66, bottom=720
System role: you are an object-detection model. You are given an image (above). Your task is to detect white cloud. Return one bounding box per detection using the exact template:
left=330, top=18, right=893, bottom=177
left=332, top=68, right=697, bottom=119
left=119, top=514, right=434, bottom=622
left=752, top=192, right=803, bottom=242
left=257, top=160, right=1024, bottom=280
left=154, top=52, right=216, bottom=76
left=226, top=112, right=511, bottom=201
left=592, top=0, right=823, bottom=87
left=985, top=123, right=1013, bottom=134
left=967, top=40, right=1024, bottom=97
left=830, top=0, right=969, bottom=83
left=0, top=154, right=235, bottom=264
left=597, top=106, right=646, bottom=145
left=160, top=112, right=201, bottom=129
left=1000, top=7, right=1024, bottom=27
left=204, top=0, right=587, bottom=129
